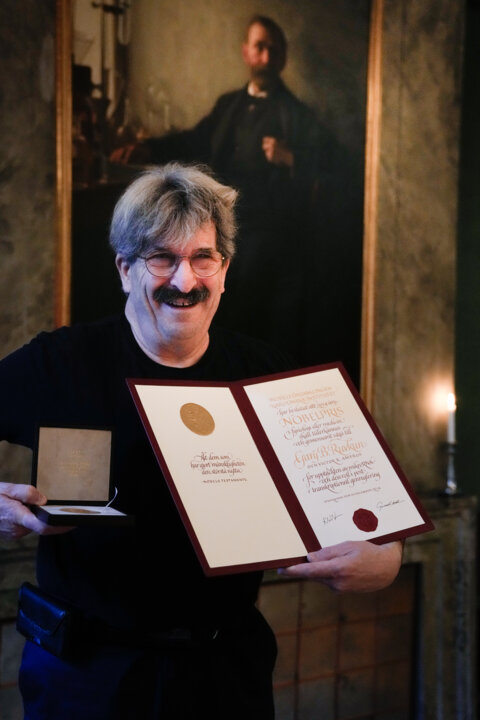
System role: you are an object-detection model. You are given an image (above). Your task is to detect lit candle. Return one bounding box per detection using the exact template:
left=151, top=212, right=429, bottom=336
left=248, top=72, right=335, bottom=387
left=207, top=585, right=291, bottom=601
left=447, top=392, right=456, bottom=443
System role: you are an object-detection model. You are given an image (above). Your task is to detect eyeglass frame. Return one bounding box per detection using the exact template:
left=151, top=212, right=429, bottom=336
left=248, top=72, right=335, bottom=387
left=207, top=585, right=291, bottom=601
left=137, top=249, right=226, bottom=278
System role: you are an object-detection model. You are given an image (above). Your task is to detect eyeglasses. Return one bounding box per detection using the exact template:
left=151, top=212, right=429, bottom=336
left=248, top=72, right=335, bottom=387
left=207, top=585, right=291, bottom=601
left=139, top=249, right=225, bottom=278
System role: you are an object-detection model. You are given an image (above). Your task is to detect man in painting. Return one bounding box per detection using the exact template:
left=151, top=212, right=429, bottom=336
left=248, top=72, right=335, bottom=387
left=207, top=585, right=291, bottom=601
left=0, top=163, right=402, bottom=719
left=112, top=15, right=323, bottom=364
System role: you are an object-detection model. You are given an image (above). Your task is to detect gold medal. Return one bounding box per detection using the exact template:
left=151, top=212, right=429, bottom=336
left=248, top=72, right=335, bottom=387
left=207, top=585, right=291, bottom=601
left=180, top=403, right=215, bottom=436
left=59, top=507, right=101, bottom=514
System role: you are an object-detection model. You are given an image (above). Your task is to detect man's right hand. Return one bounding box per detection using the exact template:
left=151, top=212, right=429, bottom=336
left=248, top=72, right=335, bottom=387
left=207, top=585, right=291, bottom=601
left=109, top=142, right=149, bottom=165
left=0, top=483, right=72, bottom=539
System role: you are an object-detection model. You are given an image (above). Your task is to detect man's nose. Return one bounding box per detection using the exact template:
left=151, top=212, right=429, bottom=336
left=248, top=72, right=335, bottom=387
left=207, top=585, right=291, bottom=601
left=169, top=258, right=198, bottom=291
left=260, top=48, right=271, bottom=65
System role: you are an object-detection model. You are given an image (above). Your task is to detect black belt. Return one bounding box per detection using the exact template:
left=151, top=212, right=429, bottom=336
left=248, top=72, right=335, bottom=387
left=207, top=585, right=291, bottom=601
left=17, top=582, right=224, bottom=659
left=86, top=619, right=221, bottom=649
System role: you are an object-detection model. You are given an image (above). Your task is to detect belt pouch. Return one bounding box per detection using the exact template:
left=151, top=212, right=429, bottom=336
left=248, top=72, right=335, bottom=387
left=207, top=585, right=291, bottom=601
left=16, top=582, right=78, bottom=659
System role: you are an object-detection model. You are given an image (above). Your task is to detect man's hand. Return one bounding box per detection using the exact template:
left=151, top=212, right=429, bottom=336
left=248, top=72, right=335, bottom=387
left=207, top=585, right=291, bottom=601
left=110, top=141, right=150, bottom=165
left=278, top=540, right=403, bottom=593
left=110, top=144, right=139, bottom=164
left=0, top=483, right=72, bottom=540
left=262, top=136, right=294, bottom=167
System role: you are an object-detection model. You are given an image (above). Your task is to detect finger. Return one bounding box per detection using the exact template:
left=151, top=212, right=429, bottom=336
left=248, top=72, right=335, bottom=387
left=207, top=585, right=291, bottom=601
left=41, top=525, right=75, bottom=536
left=21, top=513, right=73, bottom=536
left=18, top=506, right=53, bottom=535
left=278, top=561, right=311, bottom=577
left=2, top=483, right=47, bottom=507
left=2, top=496, right=52, bottom=535
left=19, top=506, right=74, bottom=536
left=278, top=557, right=337, bottom=580
left=0, top=501, right=43, bottom=540
left=0, top=522, right=31, bottom=541
left=306, top=542, right=353, bottom=563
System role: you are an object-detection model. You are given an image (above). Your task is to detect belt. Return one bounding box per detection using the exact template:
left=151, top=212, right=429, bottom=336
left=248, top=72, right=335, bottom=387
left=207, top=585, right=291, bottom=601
left=85, top=619, right=220, bottom=649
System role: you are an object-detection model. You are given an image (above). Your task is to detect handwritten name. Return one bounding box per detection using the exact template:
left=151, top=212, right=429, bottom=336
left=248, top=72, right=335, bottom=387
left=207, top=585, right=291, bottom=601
left=322, top=512, right=343, bottom=525
left=294, top=439, right=366, bottom=469
left=376, top=499, right=404, bottom=511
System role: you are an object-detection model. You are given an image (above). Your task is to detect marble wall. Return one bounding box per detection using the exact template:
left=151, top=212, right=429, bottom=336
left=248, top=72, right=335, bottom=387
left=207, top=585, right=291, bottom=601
left=0, top=0, right=56, bottom=351
left=0, top=1, right=56, bottom=481
left=0, top=4, right=56, bottom=715
left=373, top=0, right=463, bottom=491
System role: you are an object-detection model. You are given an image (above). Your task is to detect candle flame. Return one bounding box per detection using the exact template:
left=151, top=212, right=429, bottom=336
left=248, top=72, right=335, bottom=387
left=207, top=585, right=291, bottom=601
left=447, top=392, right=456, bottom=412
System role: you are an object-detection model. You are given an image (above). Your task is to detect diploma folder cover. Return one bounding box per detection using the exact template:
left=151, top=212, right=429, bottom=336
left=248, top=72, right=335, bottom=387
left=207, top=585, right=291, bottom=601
left=127, top=363, right=433, bottom=576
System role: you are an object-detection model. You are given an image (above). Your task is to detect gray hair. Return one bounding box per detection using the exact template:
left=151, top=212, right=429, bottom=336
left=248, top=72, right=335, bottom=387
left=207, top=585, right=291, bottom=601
left=109, top=163, right=237, bottom=260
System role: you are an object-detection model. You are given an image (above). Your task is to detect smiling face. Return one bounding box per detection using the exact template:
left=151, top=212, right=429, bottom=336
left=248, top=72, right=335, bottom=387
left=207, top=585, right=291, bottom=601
left=116, top=221, right=229, bottom=366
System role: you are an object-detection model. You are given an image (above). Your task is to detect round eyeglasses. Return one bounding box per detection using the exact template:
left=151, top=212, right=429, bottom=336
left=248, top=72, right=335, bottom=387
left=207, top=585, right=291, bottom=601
left=139, top=250, right=225, bottom=278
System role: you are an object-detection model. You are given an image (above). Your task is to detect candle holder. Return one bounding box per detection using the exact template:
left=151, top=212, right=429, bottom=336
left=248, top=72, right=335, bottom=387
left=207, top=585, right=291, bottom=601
left=440, top=441, right=460, bottom=496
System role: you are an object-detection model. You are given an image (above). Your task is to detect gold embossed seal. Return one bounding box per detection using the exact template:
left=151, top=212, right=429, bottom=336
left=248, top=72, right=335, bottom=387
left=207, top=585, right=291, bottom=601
left=180, top=403, right=215, bottom=436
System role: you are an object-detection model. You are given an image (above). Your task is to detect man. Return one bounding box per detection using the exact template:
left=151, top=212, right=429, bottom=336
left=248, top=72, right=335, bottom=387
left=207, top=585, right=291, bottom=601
left=113, top=16, right=323, bottom=362
left=0, top=164, right=402, bottom=719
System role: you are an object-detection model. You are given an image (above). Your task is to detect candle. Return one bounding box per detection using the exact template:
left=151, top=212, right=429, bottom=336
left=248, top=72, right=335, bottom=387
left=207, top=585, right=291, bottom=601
left=447, top=392, right=456, bottom=443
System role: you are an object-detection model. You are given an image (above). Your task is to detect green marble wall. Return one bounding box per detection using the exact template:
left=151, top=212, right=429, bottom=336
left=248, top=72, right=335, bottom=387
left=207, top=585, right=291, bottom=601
left=373, top=0, right=463, bottom=492
left=0, top=0, right=56, bottom=492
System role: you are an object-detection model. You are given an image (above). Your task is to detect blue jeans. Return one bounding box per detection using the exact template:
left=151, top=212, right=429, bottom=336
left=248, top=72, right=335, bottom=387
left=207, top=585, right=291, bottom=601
left=19, top=608, right=277, bottom=719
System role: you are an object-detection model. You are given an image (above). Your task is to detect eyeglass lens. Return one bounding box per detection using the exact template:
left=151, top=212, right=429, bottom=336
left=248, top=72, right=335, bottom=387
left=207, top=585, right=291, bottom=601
left=145, top=251, right=223, bottom=277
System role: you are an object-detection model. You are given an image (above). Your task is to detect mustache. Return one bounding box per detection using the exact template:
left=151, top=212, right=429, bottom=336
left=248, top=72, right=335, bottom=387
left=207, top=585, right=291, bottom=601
left=252, top=66, right=277, bottom=77
left=153, top=285, right=210, bottom=305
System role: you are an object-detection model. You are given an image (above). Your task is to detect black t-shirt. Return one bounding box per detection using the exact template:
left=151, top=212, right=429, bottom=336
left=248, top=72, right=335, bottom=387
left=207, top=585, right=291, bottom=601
left=0, top=315, right=292, bottom=630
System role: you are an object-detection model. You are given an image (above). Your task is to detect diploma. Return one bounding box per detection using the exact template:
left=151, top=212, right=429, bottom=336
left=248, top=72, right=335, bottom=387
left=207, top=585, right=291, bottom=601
left=128, top=363, right=433, bottom=575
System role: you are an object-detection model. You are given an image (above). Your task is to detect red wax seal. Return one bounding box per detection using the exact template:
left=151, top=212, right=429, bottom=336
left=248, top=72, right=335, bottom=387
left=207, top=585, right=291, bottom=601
left=352, top=508, right=378, bottom=532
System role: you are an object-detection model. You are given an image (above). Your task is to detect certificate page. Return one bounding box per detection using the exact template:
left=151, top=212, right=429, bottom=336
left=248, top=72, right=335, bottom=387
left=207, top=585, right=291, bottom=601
left=244, top=367, right=429, bottom=546
left=133, top=383, right=308, bottom=571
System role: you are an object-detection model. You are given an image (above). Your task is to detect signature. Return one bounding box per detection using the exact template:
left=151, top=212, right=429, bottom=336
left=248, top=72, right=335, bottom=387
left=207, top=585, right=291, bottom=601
left=376, top=499, right=405, bottom=511
left=322, top=512, right=343, bottom=525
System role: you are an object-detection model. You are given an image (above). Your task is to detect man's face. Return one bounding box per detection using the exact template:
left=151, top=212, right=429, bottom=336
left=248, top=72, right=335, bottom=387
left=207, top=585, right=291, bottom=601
left=116, top=221, right=229, bottom=355
left=242, top=22, right=286, bottom=89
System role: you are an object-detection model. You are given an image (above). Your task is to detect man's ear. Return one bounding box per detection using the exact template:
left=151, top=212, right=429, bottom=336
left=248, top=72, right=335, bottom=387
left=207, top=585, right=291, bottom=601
left=220, top=258, right=230, bottom=294
left=115, top=254, right=132, bottom=294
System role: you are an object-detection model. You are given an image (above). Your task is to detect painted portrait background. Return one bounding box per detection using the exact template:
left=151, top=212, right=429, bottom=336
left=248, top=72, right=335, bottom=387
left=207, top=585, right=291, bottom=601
left=72, top=0, right=370, bottom=385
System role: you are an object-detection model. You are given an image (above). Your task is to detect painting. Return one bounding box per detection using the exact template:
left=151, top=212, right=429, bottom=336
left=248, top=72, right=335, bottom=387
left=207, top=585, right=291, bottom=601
left=62, top=0, right=373, bottom=387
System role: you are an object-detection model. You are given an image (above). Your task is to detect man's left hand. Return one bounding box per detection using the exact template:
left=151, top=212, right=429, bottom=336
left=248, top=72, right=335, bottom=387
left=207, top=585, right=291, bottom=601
left=278, top=540, right=403, bottom=593
left=262, top=137, right=294, bottom=167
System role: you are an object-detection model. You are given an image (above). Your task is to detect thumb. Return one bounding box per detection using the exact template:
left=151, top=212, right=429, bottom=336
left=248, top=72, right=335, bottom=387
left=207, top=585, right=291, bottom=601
left=5, top=483, right=48, bottom=506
